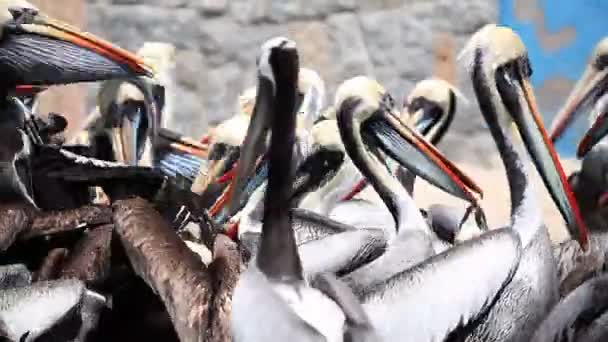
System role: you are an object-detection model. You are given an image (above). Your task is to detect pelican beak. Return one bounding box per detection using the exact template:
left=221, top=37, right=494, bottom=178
left=577, top=111, right=608, bottom=158
left=1, top=12, right=153, bottom=86
left=209, top=157, right=268, bottom=223
left=549, top=66, right=608, bottom=142
left=157, top=128, right=208, bottom=159
left=191, top=144, right=240, bottom=195
left=511, top=77, right=589, bottom=250
left=12, top=85, right=48, bottom=96
left=362, top=107, right=482, bottom=203
left=224, top=77, right=275, bottom=216
left=107, top=102, right=143, bottom=165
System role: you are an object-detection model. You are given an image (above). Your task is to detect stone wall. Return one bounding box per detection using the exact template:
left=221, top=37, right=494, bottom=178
left=86, top=0, right=499, bottom=163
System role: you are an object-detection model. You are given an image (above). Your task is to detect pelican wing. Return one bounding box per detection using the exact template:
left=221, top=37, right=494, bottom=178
left=300, top=229, right=387, bottom=277
left=531, top=273, right=608, bottom=342
left=577, top=309, right=608, bottom=342
left=363, top=228, right=522, bottom=341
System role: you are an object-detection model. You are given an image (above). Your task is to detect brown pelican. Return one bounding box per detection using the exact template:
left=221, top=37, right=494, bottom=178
left=444, top=23, right=587, bottom=341
left=231, top=37, right=377, bottom=341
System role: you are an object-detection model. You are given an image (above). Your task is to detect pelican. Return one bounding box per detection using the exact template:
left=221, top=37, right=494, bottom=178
left=440, top=24, right=586, bottom=341
left=231, top=37, right=377, bottom=342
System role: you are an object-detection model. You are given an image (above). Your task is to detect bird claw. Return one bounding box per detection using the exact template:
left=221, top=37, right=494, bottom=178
left=173, top=205, right=200, bottom=231
left=459, top=202, right=489, bottom=232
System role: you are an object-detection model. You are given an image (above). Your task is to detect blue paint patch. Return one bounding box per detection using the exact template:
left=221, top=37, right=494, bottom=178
left=500, top=0, right=608, bottom=156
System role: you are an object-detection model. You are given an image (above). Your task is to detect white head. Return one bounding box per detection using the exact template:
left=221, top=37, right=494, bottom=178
left=136, top=42, right=176, bottom=128
left=258, top=36, right=297, bottom=92
left=589, top=37, right=608, bottom=70
left=459, top=24, right=530, bottom=127
left=334, top=76, right=395, bottom=122
left=404, top=79, right=467, bottom=143
left=459, top=24, right=527, bottom=75
left=406, top=79, right=467, bottom=113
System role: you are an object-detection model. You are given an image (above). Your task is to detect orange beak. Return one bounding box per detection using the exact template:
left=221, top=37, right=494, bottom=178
left=3, top=11, right=153, bottom=86
left=517, top=78, right=589, bottom=250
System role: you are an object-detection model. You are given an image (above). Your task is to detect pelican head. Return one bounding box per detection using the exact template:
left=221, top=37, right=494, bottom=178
left=0, top=0, right=152, bottom=90
left=404, top=78, right=467, bottom=144
left=97, top=77, right=163, bottom=165
left=334, top=76, right=482, bottom=205
left=297, top=67, right=326, bottom=129
left=549, top=36, right=608, bottom=142
left=462, top=24, right=588, bottom=249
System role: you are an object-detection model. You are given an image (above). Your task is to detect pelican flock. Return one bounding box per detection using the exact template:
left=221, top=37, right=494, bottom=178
left=0, top=1, right=606, bottom=341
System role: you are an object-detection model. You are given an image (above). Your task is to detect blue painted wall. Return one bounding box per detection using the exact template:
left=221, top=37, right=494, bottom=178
left=499, top=0, right=608, bottom=156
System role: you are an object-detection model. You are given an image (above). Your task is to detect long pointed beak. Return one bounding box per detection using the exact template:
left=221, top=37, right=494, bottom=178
left=364, top=110, right=483, bottom=203
left=109, top=120, right=138, bottom=166
left=517, top=79, right=589, bottom=250
left=1, top=13, right=152, bottom=86
left=577, top=111, right=608, bottom=158
left=224, top=78, right=274, bottom=216
left=549, top=66, right=608, bottom=142
left=158, top=128, right=208, bottom=159
left=209, top=157, right=268, bottom=223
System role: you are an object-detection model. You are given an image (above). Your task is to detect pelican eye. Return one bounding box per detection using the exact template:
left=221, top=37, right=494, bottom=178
left=380, top=92, right=396, bottom=113
left=8, top=7, right=37, bottom=25
left=595, top=54, right=608, bottom=71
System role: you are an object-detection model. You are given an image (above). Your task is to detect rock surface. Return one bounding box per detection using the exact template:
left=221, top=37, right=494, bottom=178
left=86, top=0, right=498, bottom=163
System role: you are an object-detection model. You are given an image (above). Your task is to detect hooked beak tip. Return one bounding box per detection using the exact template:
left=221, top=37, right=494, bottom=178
left=225, top=221, right=239, bottom=241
